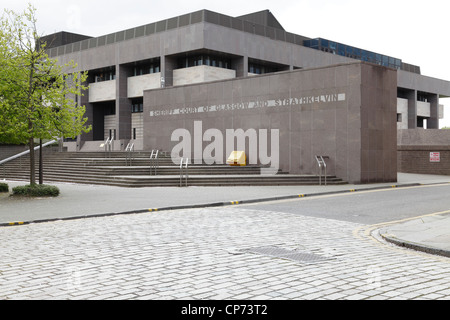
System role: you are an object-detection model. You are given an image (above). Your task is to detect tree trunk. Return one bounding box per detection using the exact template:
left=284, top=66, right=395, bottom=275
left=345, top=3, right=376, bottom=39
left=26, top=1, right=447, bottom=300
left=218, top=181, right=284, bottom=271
left=27, top=55, right=36, bottom=186
left=39, top=138, right=43, bottom=184
left=29, top=137, right=35, bottom=185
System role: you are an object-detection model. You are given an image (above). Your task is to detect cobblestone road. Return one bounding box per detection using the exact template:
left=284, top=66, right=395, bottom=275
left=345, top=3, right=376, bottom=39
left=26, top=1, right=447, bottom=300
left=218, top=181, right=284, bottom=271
left=1, top=206, right=449, bottom=300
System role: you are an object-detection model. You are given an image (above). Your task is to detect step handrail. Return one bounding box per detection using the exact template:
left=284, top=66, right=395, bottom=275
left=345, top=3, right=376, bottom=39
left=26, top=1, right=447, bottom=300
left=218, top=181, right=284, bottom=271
left=179, top=157, right=189, bottom=187
left=0, top=139, right=60, bottom=166
left=103, top=136, right=114, bottom=157
left=150, top=149, right=159, bottom=175
left=315, top=155, right=329, bottom=185
left=125, top=142, right=134, bottom=166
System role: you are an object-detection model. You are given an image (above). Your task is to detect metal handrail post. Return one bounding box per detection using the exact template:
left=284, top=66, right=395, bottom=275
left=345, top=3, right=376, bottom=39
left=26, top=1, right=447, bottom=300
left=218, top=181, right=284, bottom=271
left=179, top=158, right=188, bottom=187
left=150, top=150, right=154, bottom=175
left=155, top=150, right=159, bottom=175
left=185, top=158, right=188, bottom=187
left=150, top=149, right=159, bottom=175
left=125, top=143, right=134, bottom=166
left=315, top=155, right=329, bottom=186
left=321, top=156, right=327, bottom=186
left=104, top=137, right=112, bottom=158
left=179, top=158, right=184, bottom=187
left=110, top=134, right=114, bottom=154
left=315, top=156, right=322, bottom=185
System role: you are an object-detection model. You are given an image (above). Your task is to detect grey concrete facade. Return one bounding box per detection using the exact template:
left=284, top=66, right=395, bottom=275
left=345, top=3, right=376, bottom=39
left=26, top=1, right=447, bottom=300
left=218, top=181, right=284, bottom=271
left=144, top=62, right=397, bottom=184
left=48, top=10, right=353, bottom=146
left=45, top=9, right=450, bottom=140
left=39, top=9, right=450, bottom=182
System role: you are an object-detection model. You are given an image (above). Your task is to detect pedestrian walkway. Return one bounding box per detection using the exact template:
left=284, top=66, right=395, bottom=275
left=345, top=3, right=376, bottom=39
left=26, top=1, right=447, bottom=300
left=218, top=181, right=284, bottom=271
left=379, top=210, right=450, bottom=258
left=1, top=173, right=450, bottom=258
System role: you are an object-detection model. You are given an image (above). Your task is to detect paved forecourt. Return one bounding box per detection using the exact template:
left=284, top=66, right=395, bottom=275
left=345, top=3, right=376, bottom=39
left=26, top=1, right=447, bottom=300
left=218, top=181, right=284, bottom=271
left=1, top=173, right=446, bottom=225
left=0, top=173, right=450, bottom=300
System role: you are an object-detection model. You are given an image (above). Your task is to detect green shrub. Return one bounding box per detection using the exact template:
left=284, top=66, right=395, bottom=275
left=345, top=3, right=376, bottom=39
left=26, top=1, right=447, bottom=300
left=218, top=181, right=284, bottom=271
left=12, top=184, right=60, bottom=197
left=0, top=182, right=8, bottom=193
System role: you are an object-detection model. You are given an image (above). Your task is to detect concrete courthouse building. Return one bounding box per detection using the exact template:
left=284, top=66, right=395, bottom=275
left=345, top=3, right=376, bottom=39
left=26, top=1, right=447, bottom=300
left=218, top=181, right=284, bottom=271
left=41, top=9, right=450, bottom=184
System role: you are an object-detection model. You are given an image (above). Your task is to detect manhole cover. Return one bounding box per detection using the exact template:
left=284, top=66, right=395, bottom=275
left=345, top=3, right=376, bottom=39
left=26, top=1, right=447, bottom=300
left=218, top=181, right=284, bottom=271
left=243, top=246, right=331, bottom=264
left=244, top=246, right=293, bottom=257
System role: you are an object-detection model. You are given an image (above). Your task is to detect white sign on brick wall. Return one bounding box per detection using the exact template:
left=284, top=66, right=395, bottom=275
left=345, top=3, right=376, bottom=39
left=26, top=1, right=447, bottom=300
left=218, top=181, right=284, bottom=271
left=430, top=152, right=440, bottom=162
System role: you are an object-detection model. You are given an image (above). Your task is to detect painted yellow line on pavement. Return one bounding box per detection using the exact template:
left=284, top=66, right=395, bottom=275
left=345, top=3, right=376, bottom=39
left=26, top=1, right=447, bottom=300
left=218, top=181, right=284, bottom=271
left=8, top=222, right=24, bottom=226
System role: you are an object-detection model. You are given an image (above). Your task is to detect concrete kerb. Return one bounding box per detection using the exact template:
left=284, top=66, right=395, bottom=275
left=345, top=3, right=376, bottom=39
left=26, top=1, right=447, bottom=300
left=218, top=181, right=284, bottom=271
left=0, top=182, right=422, bottom=228
left=380, top=233, right=450, bottom=259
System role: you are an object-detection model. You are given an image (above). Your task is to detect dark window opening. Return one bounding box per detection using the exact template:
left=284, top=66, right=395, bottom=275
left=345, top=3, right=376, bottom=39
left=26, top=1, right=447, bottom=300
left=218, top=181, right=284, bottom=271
left=417, top=117, right=428, bottom=129
left=177, top=54, right=232, bottom=70
left=91, top=67, right=116, bottom=83
left=131, top=98, right=143, bottom=113
left=133, top=63, right=160, bottom=76
left=248, top=60, right=286, bottom=75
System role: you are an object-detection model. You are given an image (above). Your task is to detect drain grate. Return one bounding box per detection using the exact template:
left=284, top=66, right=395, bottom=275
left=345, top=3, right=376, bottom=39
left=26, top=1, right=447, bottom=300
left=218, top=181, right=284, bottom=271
left=242, top=246, right=331, bottom=264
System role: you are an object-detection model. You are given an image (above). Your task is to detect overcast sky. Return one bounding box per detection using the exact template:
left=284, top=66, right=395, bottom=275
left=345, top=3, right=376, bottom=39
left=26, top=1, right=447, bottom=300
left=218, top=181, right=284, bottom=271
left=3, top=0, right=450, bottom=127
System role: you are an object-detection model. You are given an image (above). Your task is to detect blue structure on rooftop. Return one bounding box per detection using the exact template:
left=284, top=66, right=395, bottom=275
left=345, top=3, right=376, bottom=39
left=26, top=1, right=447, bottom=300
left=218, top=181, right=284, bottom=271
left=304, top=38, right=402, bottom=70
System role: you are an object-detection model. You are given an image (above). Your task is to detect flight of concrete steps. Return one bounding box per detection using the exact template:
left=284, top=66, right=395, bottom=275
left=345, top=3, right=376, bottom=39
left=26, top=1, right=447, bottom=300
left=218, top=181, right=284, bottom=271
left=1, top=150, right=347, bottom=187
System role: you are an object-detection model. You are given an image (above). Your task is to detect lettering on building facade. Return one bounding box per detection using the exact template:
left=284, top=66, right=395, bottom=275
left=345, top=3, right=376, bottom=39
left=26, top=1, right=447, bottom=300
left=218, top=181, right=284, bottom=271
left=149, top=93, right=346, bottom=117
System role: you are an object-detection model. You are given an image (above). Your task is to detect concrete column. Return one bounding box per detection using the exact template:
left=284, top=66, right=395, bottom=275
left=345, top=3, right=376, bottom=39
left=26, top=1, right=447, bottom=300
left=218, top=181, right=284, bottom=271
left=427, top=94, right=439, bottom=129
left=115, top=65, right=133, bottom=142
left=79, top=77, right=93, bottom=144
left=233, top=56, right=247, bottom=78
left=161, top=55, right=176, bottom=87
left=407, top=89, right=417, bottom=129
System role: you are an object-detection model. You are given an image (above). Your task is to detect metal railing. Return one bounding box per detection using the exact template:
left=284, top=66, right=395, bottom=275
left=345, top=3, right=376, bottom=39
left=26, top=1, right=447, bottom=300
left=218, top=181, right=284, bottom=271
left=179, top=158, right=189, bottom=187
left=103, top=136, right=113, bottom=157
left=149, top=149, right=159, bottom=175
left=0, top=139, right=60, bottom=179
left=315, top=155, right=329, bottom=185
left=125, top=142, right=134, bottom=166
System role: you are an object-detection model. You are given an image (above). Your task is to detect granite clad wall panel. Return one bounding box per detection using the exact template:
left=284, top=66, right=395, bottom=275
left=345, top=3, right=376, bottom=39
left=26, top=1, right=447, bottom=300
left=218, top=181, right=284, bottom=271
left=143, top=62, right=397, bottom=183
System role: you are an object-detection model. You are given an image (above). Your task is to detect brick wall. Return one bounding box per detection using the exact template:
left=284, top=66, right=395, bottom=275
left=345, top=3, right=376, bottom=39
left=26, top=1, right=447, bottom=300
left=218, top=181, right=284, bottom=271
left=398, top=146, right=450, bottom=175
left=397, top=129, right=450, bottom=175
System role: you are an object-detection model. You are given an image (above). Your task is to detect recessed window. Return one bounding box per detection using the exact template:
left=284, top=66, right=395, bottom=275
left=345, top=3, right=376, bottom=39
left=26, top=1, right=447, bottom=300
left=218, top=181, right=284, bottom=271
left=177, top=54, right=231, bottom=70
left=248, top=62, right=280, bottom=75
left=133, top=63, right=160, bottom=76
left=92, top=68, right=116, bottom=82
left=131, top=98, right=143, bottom=113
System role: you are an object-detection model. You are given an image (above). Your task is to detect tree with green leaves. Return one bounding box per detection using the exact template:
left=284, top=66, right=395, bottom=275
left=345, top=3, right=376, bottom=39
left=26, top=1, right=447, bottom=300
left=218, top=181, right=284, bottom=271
left=0, top=4, right=91, bottom=185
